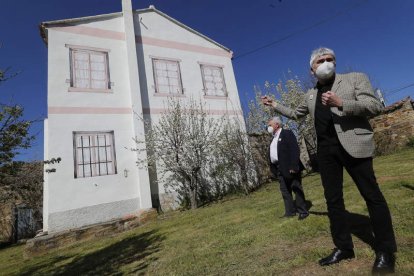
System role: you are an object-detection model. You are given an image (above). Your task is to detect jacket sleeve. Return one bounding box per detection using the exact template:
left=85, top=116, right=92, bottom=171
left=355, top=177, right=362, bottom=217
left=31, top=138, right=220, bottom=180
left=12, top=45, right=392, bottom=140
left=274, top=94, right=309, bottom=120
left=341, top=73, right=384, bottom=117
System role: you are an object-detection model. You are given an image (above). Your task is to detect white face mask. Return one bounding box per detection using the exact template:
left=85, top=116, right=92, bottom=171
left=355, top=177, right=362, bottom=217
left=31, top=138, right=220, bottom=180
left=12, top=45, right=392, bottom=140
left=315, top=61, right=335, bottom=80
left=267, top=126, right=274, bottom=134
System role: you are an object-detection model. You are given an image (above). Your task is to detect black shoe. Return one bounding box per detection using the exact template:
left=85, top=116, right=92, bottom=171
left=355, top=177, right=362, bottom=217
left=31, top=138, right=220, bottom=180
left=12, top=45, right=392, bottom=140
left=372, top=252, right=395, bottom=274
left=298, top=213, right=309, bottom=220
left=319, top=248, right=355, bottom=266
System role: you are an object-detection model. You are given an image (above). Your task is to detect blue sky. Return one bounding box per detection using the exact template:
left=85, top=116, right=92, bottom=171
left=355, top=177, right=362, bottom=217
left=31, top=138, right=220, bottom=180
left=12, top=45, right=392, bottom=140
left=1, top=0, right=414, bottom=161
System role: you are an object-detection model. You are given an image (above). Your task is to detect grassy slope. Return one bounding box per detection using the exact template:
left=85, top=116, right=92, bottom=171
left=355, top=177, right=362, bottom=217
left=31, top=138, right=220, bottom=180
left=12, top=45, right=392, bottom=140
left=1, top=148, right=413, bottom=275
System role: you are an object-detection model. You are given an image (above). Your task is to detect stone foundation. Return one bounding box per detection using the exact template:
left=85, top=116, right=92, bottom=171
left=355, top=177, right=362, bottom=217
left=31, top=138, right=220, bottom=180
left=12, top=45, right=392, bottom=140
left=24, top=208, right=157, bottom=258
left=47, top=198, right=141, bottom=233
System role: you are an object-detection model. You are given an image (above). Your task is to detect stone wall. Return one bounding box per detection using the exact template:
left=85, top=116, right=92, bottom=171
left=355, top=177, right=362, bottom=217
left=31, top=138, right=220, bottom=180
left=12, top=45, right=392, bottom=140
left=24, top=208, right=158, bottom=257
left=0, top=203, right=14, bottom=244
left=370, top=97, right=414, bottom=155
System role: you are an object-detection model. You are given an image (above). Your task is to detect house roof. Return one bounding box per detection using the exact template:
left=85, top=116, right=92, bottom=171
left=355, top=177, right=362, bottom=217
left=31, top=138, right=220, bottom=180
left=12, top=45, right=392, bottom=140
left=39, top=6, right=232, bottom=54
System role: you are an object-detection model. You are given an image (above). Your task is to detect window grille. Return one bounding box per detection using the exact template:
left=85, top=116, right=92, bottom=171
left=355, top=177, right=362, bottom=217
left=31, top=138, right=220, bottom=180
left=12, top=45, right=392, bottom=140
left=200, top=65, right=227, bottom=96
left=73, top=131, right=117, bottom=178
left=152, top=59, right=183, bottom=94
left=70, top=49, right=110, bottom=90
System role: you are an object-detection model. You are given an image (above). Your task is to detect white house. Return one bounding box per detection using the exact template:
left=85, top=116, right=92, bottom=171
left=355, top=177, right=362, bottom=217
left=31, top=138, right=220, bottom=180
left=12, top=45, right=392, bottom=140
left=40, top=0, right=245, bottom=233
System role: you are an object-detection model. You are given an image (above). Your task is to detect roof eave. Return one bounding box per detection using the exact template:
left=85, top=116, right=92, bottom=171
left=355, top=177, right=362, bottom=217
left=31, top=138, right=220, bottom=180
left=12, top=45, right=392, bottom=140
left=39, top=12, right=122, bottom=45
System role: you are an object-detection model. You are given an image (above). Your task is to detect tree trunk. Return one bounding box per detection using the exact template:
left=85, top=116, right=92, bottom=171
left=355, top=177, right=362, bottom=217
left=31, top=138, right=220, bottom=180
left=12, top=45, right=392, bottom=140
left=239, top=161, right=250, bottom=195
left=189, top=173, right=198, bottom=209
left=189, top=188, right=197, bottom=209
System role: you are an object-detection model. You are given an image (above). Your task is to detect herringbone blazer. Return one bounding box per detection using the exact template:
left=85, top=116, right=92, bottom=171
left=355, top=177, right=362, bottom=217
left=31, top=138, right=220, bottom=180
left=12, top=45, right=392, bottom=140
left=274, top=72, right=383, bottom=158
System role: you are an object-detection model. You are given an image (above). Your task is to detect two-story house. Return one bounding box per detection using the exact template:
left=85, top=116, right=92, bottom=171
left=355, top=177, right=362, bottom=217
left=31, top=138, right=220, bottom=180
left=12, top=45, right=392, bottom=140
left=40, top=0, right=244, bottom=233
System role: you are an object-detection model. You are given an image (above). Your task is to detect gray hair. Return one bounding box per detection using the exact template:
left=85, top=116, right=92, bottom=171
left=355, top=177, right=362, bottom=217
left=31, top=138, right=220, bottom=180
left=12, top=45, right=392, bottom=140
left=309, top=47, right=335, bottom=67
left=269, top=116, right=282, bottom=125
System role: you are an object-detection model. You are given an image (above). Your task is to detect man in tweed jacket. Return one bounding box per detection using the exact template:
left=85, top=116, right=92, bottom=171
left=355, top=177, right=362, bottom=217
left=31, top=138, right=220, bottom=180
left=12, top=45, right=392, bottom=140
left=261, top=47, right=396, bottom=273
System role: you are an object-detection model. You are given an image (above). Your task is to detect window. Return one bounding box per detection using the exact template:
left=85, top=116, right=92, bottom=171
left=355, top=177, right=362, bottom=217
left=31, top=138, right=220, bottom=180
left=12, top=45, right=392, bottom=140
left=73, top=131, right=117, bottom=178
left=152, top=58, right=183, bottom=94
left=69, top=48, right=110, bottom=91
left=200, top=65, right=227, bottom=96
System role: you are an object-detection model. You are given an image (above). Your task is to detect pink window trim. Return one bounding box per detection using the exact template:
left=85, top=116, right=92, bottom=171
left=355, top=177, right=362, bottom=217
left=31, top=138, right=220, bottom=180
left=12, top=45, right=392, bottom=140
left=68, top=87, right=113, bottom=93
left=200, top=65, right=227, bottom=97
left=73, top=131, right=117, bottom=179
left=70, top=48, right=110, bottom=91
left=203, top=95, right=228, bottom=100
left=197, top=61, right=225, bottom=68
left=153, top=93, right=186, bottom=98
left=65, top=44, right=111, bottom=53
left=152, top=58, right=184, bottom=95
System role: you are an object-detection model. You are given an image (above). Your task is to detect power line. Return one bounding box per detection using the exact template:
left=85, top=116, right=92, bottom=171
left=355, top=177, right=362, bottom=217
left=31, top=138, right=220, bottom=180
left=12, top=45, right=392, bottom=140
left=385, top=83, right=414, bottom=95
left=384, top=82, right=414, bottom=96
left=233, top=0, right=368, bottom=60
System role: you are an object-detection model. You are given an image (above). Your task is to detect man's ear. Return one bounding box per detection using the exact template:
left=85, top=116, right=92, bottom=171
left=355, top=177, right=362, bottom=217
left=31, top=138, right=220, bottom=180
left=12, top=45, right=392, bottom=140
left=310, top=67, right=315, bottom=75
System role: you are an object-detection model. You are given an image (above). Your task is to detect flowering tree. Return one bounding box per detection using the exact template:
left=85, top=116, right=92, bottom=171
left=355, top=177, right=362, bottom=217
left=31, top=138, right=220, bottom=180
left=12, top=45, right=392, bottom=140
left=214, top=117, right=258, bottom=195
left=246, top=73, right=317, bottom=170
left=133, top=98, right=258, bottom=209
left=133, top=99, right=222, bottom=209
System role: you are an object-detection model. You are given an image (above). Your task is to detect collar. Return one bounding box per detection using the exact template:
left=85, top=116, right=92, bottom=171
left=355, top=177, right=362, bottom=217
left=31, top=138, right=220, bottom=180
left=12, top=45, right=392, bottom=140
left=273, top=128, right=282, bottom=138
left=316, top=73, right=336, bottom=88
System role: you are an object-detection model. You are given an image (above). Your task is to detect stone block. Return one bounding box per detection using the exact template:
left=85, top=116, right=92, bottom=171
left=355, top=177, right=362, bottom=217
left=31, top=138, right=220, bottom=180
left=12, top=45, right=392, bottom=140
left=24, top=208, right=158, bottom=258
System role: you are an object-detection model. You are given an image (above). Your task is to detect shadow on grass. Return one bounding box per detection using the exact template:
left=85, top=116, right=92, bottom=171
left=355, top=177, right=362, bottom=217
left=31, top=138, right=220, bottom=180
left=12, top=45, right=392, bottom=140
left=347, top=212, right=375, bottom=249
left=20, top=229, right=164, bottom=276
left=401, top=183, right=414, bottom=191
left=308, top=209, right=375, bottom=249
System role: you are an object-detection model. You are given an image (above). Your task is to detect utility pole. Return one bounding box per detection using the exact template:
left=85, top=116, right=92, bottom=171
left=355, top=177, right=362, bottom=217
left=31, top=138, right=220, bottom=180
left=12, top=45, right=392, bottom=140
left=376, top=89, right=386, bottom=107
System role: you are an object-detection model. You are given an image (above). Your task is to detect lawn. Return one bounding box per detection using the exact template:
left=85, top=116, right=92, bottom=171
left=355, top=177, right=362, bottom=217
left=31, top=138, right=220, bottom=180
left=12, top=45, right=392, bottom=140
left=1, top=148, right=414, bottom=275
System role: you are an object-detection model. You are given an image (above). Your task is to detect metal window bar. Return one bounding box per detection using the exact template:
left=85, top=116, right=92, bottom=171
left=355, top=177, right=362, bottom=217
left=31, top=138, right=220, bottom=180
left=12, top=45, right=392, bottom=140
left=96, top=135, right=101, bottom=176
left=74, top=132, right=116, bottom=178
left=87, top=52, right=92, bottom=88
left=104, top=134, right=109, bottom=175
left=88, top=135, right=93, bottom=177
left=81, top=135, right=85, bottom=178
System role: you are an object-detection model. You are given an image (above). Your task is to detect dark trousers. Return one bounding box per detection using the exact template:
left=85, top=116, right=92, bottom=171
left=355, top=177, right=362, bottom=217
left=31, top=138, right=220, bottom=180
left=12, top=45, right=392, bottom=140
left=318, top=144, right=397, bottom=253
left=276, top=168, right=308, bottom=215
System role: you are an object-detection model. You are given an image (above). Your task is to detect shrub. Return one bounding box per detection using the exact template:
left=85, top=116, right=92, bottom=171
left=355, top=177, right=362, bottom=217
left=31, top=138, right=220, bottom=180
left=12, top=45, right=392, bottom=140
left=406, top=136, right=414, bottom=148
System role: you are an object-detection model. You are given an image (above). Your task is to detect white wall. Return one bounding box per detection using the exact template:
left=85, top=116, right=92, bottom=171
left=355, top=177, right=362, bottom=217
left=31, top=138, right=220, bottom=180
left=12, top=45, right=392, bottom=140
left=44, top=8, right=246, bottom=230
left=133, top=10, right=245, bottom=201
left=45, top=16, right=143, bottom=232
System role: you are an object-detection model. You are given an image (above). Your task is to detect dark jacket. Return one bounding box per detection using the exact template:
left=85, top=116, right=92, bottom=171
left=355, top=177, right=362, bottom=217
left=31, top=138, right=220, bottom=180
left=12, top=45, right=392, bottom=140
left=269, top=129, right=303, bottom=179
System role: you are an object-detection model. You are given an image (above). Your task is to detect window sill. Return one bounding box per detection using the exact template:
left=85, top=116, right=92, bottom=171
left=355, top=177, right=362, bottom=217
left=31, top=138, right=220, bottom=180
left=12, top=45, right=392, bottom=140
left=153, top=93, right=186, bottom=98
left=203, top=95, right=228, bottom=100
left=68, top=87, right=113, bottom=93
left=75, top=173, right=117, bottom=179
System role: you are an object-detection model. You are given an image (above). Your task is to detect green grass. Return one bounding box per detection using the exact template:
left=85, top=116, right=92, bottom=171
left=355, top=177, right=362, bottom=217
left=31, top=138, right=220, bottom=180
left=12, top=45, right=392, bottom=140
left=1, top=148, right=414, bottom=275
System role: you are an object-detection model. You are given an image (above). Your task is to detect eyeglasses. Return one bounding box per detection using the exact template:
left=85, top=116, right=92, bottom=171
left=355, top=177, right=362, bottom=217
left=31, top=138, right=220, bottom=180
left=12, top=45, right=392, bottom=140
left=316, top=57, right=335, bottom=64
